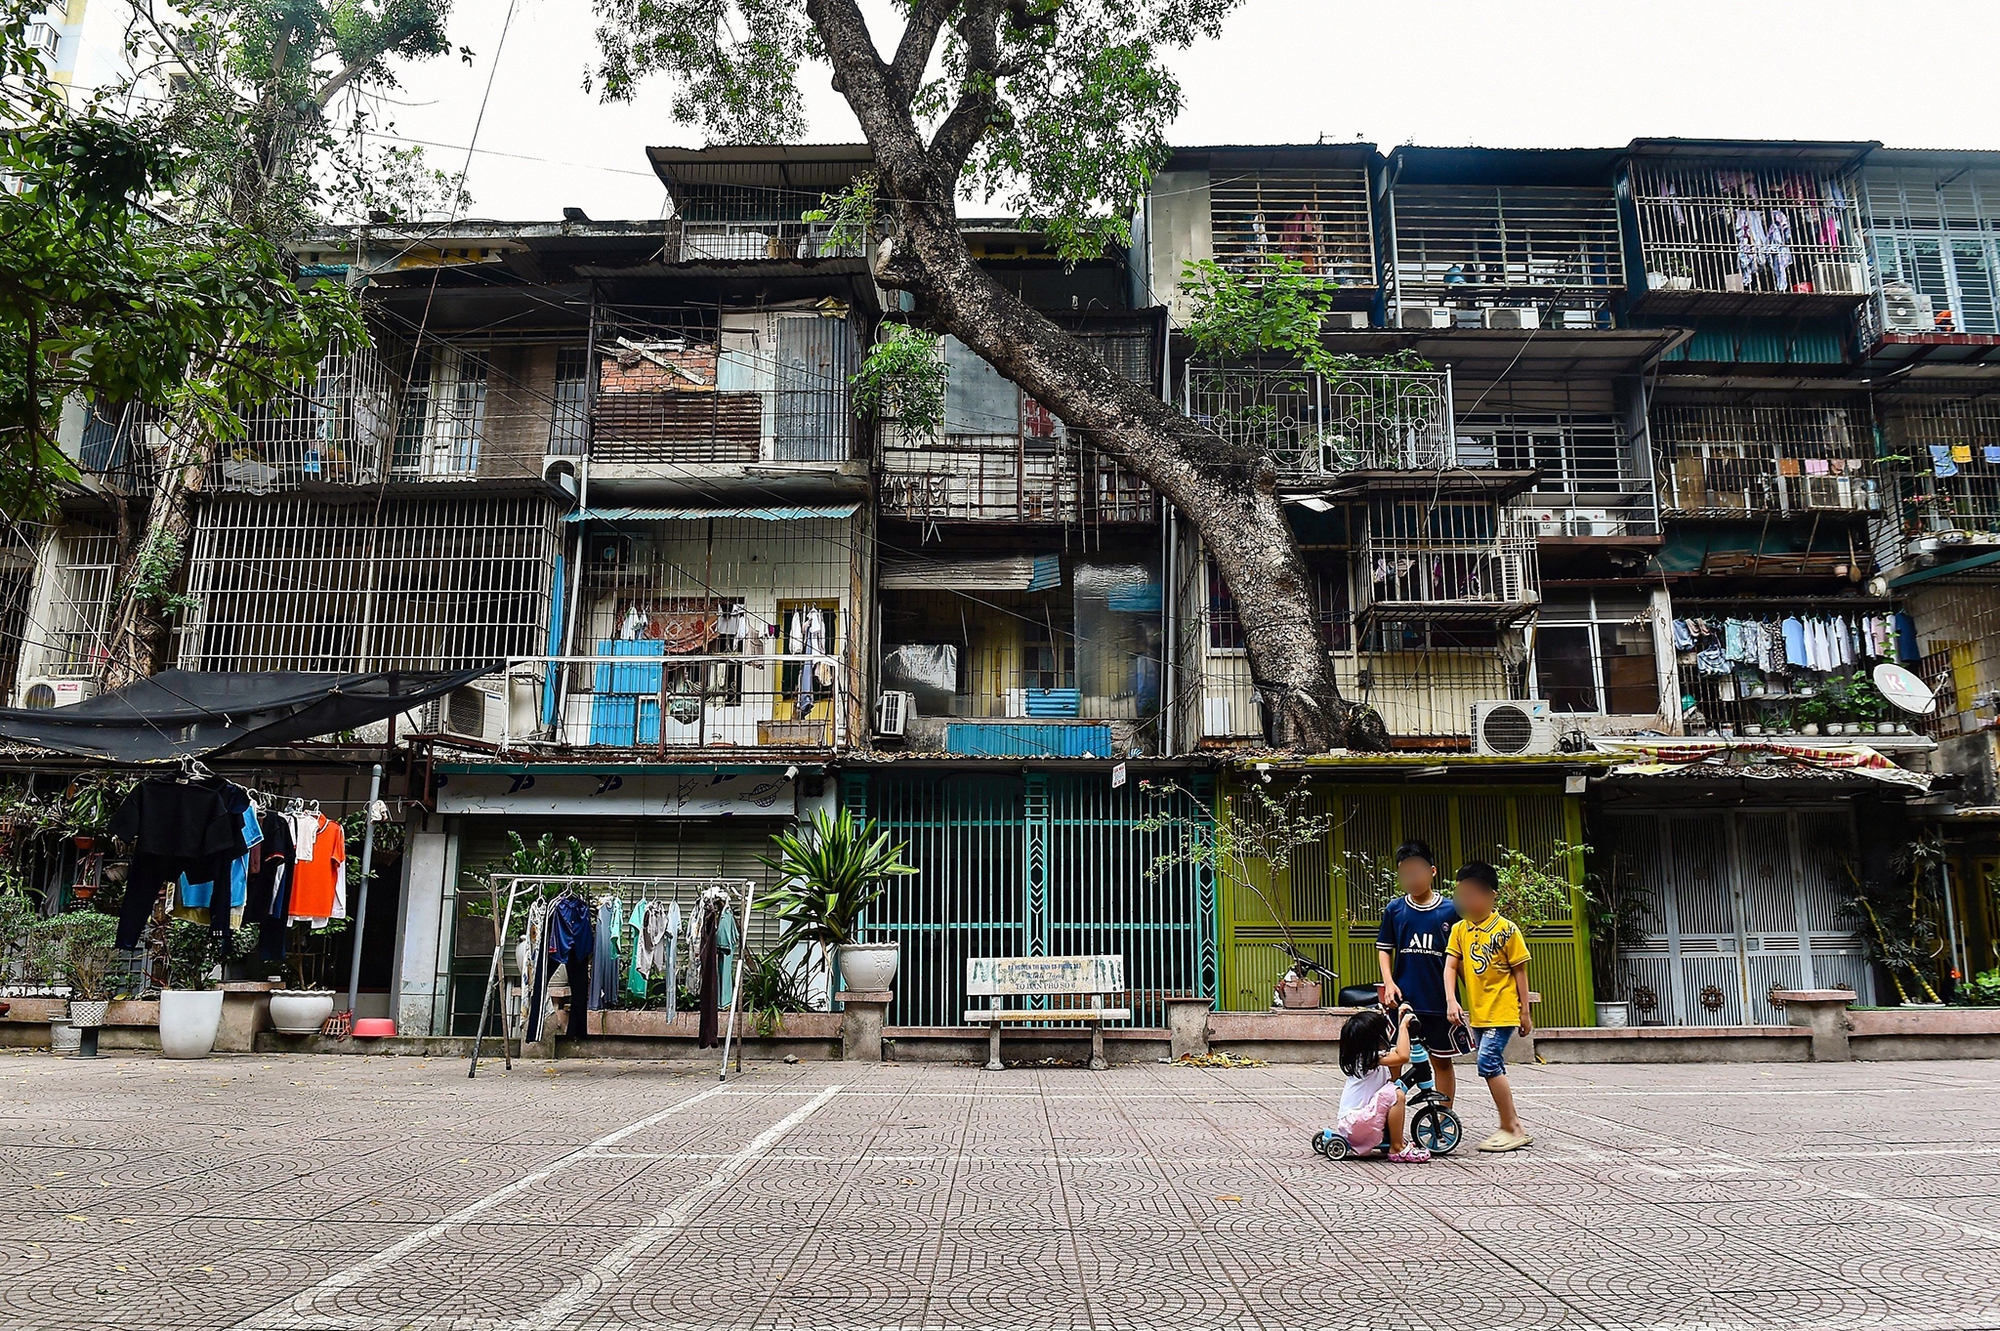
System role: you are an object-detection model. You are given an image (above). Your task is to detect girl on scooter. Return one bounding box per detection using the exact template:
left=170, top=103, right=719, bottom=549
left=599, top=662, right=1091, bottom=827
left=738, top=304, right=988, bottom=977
left=1333, top=1006, right=1432, bottom=1164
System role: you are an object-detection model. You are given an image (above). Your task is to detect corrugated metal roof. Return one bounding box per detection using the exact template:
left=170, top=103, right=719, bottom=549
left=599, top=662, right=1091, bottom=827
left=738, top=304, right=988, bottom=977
left=564, top=504, right=858, bottom=523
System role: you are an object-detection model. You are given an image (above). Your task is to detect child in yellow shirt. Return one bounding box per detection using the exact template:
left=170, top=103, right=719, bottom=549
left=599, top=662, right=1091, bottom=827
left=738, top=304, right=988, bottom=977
left=1443, top=861, right=1532, bottom=1153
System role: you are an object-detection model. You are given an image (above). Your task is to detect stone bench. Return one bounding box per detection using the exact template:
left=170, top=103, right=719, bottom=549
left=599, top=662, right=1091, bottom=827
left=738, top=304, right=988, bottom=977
left=965, top=954, right=1130, bottom=1071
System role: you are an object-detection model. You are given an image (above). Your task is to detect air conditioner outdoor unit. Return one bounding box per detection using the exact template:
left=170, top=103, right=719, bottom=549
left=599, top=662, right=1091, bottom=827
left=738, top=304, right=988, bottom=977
left=1813, top=262, right=1868, bottom=295
left=1471, top=699, right=1557, bottom=757
left=1482, top=307, right=1540, bottom=330
left=1323, top=310, right=1370, bottom=330
left=19, top=676, right=96, bottom=710
left=1398, top=305, right=1453, bottom=329
left=1882, top=284, right=1934, bottom=331
left=875, top=690, right=912, bottom=738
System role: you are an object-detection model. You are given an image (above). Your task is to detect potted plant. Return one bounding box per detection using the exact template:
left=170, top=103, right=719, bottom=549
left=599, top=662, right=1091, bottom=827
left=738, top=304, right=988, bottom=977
left=759, top=808, right=917, bottom=995
left=1796, top=695, right=1830, bottom=736
left=270, top=917, right=349, bottom=1034
left=1583, top=854, right=1654, bottom=1028
left=32, top=910, right=122, bottom=1056
left=159, top=920, right=234, bottom=1058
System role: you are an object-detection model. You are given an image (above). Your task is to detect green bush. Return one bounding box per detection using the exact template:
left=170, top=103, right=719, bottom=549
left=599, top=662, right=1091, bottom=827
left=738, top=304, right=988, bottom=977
left=1961, top=967, right=2000, bottom=1006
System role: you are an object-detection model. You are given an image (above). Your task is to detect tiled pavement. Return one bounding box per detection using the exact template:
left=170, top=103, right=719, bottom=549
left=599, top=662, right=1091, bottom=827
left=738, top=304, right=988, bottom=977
left=4, top=1051, right=2000, bottom=1330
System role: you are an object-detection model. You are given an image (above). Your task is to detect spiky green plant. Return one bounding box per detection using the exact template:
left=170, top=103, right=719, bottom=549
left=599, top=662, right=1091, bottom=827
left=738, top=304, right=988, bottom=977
left=757, top=809, right=917, bottom=952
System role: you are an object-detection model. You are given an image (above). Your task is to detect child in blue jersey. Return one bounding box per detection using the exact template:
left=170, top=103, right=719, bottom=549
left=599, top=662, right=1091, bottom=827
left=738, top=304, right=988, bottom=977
left=1376, top=840, right=1461, bottom=1106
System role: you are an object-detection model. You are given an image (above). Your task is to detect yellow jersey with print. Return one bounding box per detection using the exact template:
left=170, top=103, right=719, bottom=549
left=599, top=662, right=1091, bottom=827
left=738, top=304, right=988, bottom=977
left=1447, top=913, right=1531, bottom=1028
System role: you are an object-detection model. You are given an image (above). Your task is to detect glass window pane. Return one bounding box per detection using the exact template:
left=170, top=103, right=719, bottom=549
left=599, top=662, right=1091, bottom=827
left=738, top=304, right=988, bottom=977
left=1536, top=625, right=1598, bottom=713
left=1598, top=621, right=1658, bottom=715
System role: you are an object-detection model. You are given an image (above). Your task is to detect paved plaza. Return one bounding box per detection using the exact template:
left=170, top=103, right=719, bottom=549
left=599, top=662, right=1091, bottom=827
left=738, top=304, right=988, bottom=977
left=4, top=1051, right=2000, bottom=1331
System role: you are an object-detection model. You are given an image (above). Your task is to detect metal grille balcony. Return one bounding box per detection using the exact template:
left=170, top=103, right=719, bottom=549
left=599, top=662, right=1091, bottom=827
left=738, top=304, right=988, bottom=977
left=1388, top=185, right=1624, bottom=318
left=1183, top=365, right=1455, bottom=479
left=503, top=653, right=850, bottom=751
left=1208, top=170, right=1376, bottom=286
left=1879, top=395, right=2000, bottom=566
left=1653, top=401, right=1878, bottom=518
left=1458, top=414, right=1659, bottom=537
left=1360, top=503, right=1540, bottom=625
left=1628, top=159, right=1868, bottom=304
left=210, top=340, right=399, bottom=490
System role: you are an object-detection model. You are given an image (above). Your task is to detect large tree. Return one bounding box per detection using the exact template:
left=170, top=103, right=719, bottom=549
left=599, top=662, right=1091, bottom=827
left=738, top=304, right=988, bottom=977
left=0, top=3, right=353, bottom=528
left=593, top=0, right=1382, bottom=751
left=98, top=0, right=460, bottom=689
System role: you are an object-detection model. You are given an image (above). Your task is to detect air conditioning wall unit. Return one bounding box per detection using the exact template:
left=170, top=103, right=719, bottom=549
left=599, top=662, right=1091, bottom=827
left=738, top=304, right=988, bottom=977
left=1483, top=306, right=1540, bottom=330
left=19, top=676, right=96, bottom=710
left=1471, top=699, right=1558, bottom=757
left=1882, top=284, right=1934, bottom=331
left=1814, top=262, right=1868, bottom=295
left=403, top=685, right=503, bottom=742
left=1398, top=305, right=1453, bottom=329
left=875, top=690, right=912, bottom=738
left=1323, top=310, right=1370, bottom=330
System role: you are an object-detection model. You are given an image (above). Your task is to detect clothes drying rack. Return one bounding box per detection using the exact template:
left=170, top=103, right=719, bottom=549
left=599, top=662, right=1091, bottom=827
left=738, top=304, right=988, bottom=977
left=468, top=874, right=759, bottom=1081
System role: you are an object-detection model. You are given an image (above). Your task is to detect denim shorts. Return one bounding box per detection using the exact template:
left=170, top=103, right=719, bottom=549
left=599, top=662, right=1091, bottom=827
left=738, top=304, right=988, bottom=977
left=1474, top=1026, right=1512, bottom=1079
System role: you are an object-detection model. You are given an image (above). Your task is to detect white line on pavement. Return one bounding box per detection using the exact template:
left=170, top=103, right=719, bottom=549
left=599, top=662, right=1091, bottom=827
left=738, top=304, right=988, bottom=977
left=235, top=1083, right=742, bottom=1330
left=517, top=1085, right=844, bottom=1331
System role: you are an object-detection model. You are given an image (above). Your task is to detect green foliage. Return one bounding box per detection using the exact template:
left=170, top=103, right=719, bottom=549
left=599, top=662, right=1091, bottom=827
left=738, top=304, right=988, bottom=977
left=1140, top=777, right=1333, bottom=976
left=1493, top=841, right=1587, bottom=931
left=0, top=865, right=43, bottom=981
left=1583, top=852, right=1655, bottom=1002
left=165, top=918, right=260, bottom=992
left=738, top=948, right=814, bottom=1037
left=802, top=173, right=878, bottom=251
left=1845, top=838, right=1948, bottom=1004
left=851, top=326, right=949, bottom=440
left=467, top=832, right=597, bottom=921
left=126, top=531, right=200, bottom=619
left=757, top=809, right=917, bottom=952
left=1961, top=967, right=2000, bottom=1006
left=0, top=4, right=366, bottom=521
left=283, top=914, right=348, bottom=991
left=31, top=910, right=124, bottom=1001
left=590, top=0, right=1239, bottom=264
left=1180, top=256, right=1344, bottom=373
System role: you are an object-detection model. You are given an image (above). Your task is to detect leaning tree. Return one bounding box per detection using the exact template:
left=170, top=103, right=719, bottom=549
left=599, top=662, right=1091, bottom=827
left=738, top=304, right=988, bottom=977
left=593, top=0, right=1383, bottom=751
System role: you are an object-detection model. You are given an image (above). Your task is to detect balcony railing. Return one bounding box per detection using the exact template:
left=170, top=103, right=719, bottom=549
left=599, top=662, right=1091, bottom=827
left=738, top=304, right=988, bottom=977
left=1653, top=401, right=1879, bottom=518
left=1628, top=160, right=1868, bottom=302
left=1388, top=185, right=1624, bottom=319
left=1201, top=633, right=1520, bottom=744
left=678, top=222, right=866, bottom=263
left=1183, top=365, right=1456, bottom=479
left=595, top=327, right=855, bottom=467
left=1207, top=170, right=1376, bottom=287
left=876, top=431, right=1153, bottom=524
left=500, top=653, right=849, bottom=751
left=1360, top=512, right=1540, bottom=624
left=1878, top=396, right=2000, bottom=567
left=1458, top=415, right=1659, bottom=537
left=207, top=342, right=400, bottom=491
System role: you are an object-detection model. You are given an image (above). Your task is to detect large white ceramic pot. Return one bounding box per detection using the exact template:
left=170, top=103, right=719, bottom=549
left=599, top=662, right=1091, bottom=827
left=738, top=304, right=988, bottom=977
left=269, top=990, right=337, bottom=1035
left=836, top=942, right=900, bottom=992
left=1595, top=1001, right=1631, bottom=1029
left=158, top=990, right=226, bottom=1059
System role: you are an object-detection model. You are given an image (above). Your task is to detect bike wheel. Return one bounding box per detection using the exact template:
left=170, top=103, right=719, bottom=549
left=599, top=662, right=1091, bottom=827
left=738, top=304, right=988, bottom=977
left=1410, top=1107, right=1462, bottom=1156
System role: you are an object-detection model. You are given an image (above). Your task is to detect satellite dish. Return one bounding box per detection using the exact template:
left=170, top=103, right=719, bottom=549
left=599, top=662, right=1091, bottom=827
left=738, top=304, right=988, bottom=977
left=1873, top=663, right=1938, bottom=716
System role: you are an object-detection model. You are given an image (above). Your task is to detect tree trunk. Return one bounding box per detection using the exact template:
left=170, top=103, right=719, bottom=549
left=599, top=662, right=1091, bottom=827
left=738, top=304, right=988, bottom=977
left=100, top=418, right=208, bottom=692
left=874, top=211, right=1382, bottom=751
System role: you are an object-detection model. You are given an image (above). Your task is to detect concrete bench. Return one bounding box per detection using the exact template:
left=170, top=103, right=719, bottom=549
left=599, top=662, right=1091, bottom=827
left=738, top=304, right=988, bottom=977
left=966, top=954, right=1131, bottom=1071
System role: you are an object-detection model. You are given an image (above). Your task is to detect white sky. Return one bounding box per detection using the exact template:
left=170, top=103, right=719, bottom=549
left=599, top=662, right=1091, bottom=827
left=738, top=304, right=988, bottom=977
left=383, top=0, right=2000, bottom=223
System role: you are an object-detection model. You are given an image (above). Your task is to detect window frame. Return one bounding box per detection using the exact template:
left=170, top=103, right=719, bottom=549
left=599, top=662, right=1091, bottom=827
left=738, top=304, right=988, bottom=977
left=1530, top=593, right=1660, bottom=717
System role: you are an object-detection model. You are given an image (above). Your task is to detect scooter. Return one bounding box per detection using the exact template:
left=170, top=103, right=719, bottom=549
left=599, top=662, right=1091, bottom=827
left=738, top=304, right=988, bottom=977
left=1311, top=993, right=1464, bottom=1159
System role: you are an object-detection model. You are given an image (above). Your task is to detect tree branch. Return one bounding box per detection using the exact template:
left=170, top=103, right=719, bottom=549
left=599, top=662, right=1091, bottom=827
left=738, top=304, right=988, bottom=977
left=924, top=0, right=1004, bottom=185
left=886, top=0, right=956, bottom=105
left=803, top=0, right=935, bottom=189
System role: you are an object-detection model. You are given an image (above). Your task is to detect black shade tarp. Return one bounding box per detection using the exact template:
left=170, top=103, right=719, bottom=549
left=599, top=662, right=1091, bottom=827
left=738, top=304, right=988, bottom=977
left=0, top=667, right=495, bottom=763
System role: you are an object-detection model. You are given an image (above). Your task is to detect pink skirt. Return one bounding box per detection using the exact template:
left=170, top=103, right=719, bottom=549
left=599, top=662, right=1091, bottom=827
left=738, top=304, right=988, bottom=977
left=1336, top=1083, right=1401, bottom=1152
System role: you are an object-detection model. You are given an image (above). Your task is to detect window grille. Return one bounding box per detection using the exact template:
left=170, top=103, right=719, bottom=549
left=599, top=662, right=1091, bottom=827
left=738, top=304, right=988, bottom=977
left=1628, top=159, right=1867, bottom=298
left=177, top=494, right=559, bottom=671
left=1860, top=165, right=2000, bottom=336
left=214, top=339, right=397, bottom=490
left=1459, top=413, right=1658, bottom=536
left=26, top=524, right=121, bottom=679
left=391, top=346, right=488, bottom=477
left=1904, top=583, right=2000, bottom=739
left=1207, top=170, right=1375, bottom=285
left=1183, top=364, right=1455, bottom=476
left=1389, top=185, right=1623, bottom=316
left=1652, top=400, right=1877, bottom=517
left=548, top=348, right=590, bottom=455
left=1878, top=395, right=2000, bottom=566
left=1361, top=500, right=1539, bottom=622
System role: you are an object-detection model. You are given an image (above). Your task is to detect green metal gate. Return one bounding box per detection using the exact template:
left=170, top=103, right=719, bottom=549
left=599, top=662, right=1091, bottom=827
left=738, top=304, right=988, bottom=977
left=847, top=771, right=1214, bottom=1028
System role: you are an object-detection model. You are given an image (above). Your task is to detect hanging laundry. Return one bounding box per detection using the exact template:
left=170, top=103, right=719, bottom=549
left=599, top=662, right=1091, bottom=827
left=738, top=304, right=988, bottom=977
left=546, top=893, right=594, bottom=1040
left=1782, top=617, right=1808, bottom=669
left=287, top=814, right=346, bottom=928
left=1766, top=209, right=1794, bottom=290
left=1931, top=445, right=1959, bottom=478
left=1672, top=619, right=1694, bottom=652
left=717, top=902, right=740, bottom=1006
left=697, top=895, right=723, bottom=1049
left=106, top=778, right=257, bottom=951
left=1893, top=612, right=1920, bottom=664
left=663, top=902, right=682, bottom=1022
left=591, top=899, right=622, bottom=1012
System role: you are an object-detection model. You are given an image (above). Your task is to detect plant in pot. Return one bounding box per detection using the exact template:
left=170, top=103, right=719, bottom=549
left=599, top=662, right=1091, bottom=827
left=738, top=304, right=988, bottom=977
left=32, top=909, right=122, bottom=1056
left=270, top=916, right=350, bottom=1035
left=1583, top=853, right=1655, bottom=1028
left=1795, top=694, right=1830, bottom=736
left=159, top=920, right=257, bottom=1058
left=758, top=808, right=917, bottom=1001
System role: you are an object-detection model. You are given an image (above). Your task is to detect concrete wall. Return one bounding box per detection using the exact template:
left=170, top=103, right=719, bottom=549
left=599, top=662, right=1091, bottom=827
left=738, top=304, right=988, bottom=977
left=1144, top=171, right=1212, bottom=326
left=394, top=822, right=451, bottom=1036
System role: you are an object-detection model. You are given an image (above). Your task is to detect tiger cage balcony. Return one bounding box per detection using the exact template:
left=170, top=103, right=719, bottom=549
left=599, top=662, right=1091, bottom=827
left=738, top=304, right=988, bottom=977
left=1876, top=394, right=2000, bottom=572
left=1206, top=165, right=1379, bottom=294
left=1359, top=499, right=1541, bottom=627
left=1652, top=399, right=1880, bottom=521
left=1182, top=364, right=1458, bottom=485
left=1624, top=147, right=1872, bottom=317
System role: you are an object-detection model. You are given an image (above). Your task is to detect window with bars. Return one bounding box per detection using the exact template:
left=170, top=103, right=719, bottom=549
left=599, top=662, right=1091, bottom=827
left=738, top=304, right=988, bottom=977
left=1880, top=396, right=2000, bottom=562
left=1861, top=166, right=2000, bottom=336
left=392, top=346, right=489, bottom=476
left=1652, top=400, right=1878, bottom=517
left=1458, top=413, right=1658, bottom=537
left=1207, top=170, right=1375, bottom=285
left=1628, top=160, right=1867, bottom=297
left=36, top=525, right=122, bottom=678
left=1389, top=185, right=1623, bottom=314
left=548, top=347, right=590, bottom=455
left=1207, top=559, right=1351, bottom=651
left=178, top=495, right=559, bottom=671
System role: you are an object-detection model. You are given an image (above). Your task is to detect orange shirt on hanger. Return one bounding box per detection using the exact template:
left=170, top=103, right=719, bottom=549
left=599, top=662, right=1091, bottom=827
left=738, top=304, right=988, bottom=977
left=288, top=817, right=346, bottom=920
